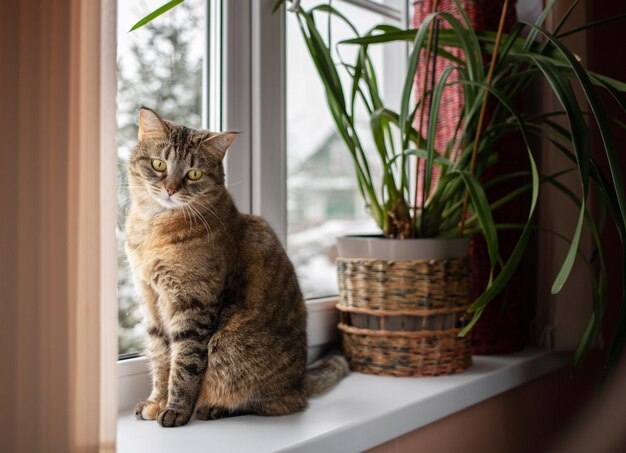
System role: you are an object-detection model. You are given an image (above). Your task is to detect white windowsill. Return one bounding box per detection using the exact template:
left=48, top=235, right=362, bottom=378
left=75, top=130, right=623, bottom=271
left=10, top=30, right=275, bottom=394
left=117, top=348, right=568, bottom=453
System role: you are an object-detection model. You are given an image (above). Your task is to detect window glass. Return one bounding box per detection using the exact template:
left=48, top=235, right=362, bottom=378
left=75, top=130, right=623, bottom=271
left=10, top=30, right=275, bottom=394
left=287, top=1, right=396, bottom=299
left=117, top=0, right=205, bottom=356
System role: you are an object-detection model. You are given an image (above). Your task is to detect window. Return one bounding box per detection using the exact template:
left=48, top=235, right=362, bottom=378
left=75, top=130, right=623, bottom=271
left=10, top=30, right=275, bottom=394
left=117, top=0, right=409, bottom=358
left=286, top=0, right=407, bottom=298
left=117, top=0, right=206, bottom=356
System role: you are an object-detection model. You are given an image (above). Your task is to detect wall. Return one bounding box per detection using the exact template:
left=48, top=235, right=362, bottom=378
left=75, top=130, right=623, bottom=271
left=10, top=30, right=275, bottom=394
left=369, top=354, right=603, bottom=453
left=587, top=0, right=626, bottom=364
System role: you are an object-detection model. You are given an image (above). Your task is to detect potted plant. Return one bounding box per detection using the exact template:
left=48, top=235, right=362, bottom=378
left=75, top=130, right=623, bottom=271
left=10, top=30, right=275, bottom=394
left=277, top=0, right=626, bottom=376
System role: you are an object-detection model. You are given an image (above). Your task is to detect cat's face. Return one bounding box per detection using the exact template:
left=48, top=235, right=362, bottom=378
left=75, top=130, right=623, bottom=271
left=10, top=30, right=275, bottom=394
left=129, top=108, right=235, bottom=211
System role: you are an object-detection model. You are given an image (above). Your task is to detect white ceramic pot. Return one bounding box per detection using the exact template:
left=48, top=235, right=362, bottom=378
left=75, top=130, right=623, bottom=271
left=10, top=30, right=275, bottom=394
left=336, top=235, right=470, bottom=260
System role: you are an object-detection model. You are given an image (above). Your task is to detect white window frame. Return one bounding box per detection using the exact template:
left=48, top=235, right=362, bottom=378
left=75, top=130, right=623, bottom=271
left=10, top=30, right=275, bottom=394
left=118, top=0, right=411, bottom=410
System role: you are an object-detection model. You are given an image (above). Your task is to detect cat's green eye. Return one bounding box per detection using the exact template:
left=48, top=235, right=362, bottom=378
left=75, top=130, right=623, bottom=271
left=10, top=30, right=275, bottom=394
left=152, top=159, right=167, bottom=172
left=187, top=169, right=203, bottom=181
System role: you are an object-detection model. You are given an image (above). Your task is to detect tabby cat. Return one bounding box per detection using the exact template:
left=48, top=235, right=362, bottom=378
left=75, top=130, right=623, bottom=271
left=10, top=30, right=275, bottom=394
left=125, top=108, right=348, bottom=427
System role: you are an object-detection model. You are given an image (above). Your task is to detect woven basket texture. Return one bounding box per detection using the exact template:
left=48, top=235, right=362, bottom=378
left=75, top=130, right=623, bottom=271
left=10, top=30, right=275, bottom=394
left=338, top=258, right=471, bottom=311
left=340, top=326, right=472, bottom=377
left=337, top=257, right=472, bottom=377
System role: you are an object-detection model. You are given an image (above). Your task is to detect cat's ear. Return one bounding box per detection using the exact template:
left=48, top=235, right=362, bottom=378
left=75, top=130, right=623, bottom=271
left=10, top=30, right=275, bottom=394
left=202, top=132, right=237, bottom=160
left=138, top=107, right=168, bottom=141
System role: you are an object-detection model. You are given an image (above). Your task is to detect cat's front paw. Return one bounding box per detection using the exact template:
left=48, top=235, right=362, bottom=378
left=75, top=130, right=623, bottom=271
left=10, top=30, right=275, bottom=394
left=135, top=400, right=163, bottom=420
left=157, top=407, right=192, bottom=427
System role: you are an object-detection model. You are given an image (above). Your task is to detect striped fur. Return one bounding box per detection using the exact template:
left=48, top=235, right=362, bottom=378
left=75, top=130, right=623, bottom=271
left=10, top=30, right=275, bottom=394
left=126, top=108, right=347, bottom=427
left=304, top=352, right=350, bottom=397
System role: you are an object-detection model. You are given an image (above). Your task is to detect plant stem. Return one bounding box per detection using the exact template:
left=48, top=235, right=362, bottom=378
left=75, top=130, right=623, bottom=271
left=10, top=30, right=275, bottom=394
left=458, top=0, right=509, bottom=235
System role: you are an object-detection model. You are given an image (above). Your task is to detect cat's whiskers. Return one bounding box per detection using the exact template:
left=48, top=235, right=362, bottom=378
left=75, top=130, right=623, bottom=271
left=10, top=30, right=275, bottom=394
left=187, top=202, right=210, bottom=232
left=125, top=193, right=153, bottom=207
left=182, top=202, right=198, bottom=236
left=120, top=184, right=156, bottom=203
left=191, top=199, right=225, bottom=231
left=180, top=204, right=191, bottom=235
left=187, top=203, right=213, bottom=243
left=118, top=185, right=144, bottom=194
left=130, top=193, right=156, bottom=206
left=189, top=203, right=199, bottom=231
left=225, top=179, right=244, bottom=188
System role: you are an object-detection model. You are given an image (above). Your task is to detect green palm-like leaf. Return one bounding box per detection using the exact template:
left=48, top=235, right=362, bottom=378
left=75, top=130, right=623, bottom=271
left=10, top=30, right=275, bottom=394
left=129, top=0, right=185, bottom=32
left=457, top=171, right=499, bottom=269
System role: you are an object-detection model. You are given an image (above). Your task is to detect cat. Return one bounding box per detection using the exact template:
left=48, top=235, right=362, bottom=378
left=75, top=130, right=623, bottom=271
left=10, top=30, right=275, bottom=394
left=125, top=107, right=349, bottom=427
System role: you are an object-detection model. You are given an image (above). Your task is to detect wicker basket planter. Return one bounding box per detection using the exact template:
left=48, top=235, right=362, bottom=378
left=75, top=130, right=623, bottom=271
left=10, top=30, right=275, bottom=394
left=336, top=236, right=472, bottom=377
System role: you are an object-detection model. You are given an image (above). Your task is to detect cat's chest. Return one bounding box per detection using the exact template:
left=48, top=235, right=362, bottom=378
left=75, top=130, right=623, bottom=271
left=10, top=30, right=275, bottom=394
left=126, top=216, right=197, bottom=283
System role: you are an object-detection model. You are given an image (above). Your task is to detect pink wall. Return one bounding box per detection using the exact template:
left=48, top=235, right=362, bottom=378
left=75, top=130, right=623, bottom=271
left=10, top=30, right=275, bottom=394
left=369, top=354, right=603, bottom=453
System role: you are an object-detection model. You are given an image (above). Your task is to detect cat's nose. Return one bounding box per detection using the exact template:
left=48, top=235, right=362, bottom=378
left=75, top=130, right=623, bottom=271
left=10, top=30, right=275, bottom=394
left=166, top=186, right=178, bottom=196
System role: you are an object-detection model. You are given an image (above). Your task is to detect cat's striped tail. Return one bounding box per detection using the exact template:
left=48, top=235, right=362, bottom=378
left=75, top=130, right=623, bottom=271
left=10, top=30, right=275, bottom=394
left=304, top=351, right=350, bottom=397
